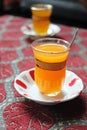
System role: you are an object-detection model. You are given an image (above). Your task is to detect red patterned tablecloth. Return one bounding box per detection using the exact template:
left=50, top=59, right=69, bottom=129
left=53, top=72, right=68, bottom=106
left=0, top=15, right=87, bottom=130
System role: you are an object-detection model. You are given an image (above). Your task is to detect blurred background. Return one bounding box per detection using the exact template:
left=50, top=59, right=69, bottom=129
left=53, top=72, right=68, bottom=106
left=0, top=0, right=87, bottom=28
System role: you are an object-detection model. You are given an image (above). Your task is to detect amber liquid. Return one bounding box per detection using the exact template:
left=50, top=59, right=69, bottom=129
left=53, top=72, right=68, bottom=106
left=32, top=9, right=52, bottom=35
left=34, top=44, right=69, bottom=95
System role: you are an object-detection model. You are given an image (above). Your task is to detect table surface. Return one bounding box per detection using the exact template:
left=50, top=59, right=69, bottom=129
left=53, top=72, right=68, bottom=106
left=0, top=15, right=87, bottom=130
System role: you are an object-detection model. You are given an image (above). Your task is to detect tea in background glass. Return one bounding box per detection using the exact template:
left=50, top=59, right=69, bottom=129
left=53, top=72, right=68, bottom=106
left=31, top=4, right=53, bottom=35
left=32, top=38, right=70, bottom=96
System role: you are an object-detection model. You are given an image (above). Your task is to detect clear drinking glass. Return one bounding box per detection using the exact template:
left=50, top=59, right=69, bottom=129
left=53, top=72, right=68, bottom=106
left=32, top=38, right=70, bottom=96
left=31, top=4, right=53, bottom=36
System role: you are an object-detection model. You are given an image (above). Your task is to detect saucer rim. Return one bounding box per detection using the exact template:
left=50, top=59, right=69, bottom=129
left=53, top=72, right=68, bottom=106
left=21, top=23, right=61, bottom=37
left=14, top=68, right=84, bottom=105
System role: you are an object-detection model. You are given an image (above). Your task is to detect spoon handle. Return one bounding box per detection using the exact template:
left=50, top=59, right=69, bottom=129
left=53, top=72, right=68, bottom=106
left=70, top=28, right=79, bottom=47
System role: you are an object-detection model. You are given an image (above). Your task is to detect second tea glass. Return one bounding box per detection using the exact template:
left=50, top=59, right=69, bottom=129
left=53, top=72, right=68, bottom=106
left=31, top=4, right=53, bottom=36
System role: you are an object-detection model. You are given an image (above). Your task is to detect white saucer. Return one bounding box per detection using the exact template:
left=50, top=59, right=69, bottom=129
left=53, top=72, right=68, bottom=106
left=21, top=23, right=60, bottom=37
left=14, top=68, right=84, bottom=105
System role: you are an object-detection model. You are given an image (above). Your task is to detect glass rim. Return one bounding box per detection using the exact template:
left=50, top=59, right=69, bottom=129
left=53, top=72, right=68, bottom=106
left=31, top=38, right=70, bottom=54
left=31, top=4, right=53, bottom=11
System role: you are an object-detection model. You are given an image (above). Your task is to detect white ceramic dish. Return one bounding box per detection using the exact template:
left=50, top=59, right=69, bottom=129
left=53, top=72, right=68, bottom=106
left=21, top=23, right=61, bottom=37
left=14, top=68, right=84, bottom=105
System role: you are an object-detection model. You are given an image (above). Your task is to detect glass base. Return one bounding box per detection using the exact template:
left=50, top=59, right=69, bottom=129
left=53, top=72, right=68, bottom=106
left=41, top=91, right=60, bottom=97
left=40, top=90, right=66, bottom=100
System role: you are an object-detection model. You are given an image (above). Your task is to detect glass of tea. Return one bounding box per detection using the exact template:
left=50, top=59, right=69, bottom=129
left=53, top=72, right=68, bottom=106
left=31, top=4, right=53, bottom=36
left=32, top=38, right=70, bottom=96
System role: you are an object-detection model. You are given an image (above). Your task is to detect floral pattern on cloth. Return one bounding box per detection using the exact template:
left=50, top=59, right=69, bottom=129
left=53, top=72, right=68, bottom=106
left=3, top=101, right=54, bottom=130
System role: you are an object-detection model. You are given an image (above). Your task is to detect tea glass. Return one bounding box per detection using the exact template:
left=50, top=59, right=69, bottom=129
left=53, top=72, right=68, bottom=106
left=31, top=4, right=53, bottom=36
left=32, top=38, right=70, bottom=96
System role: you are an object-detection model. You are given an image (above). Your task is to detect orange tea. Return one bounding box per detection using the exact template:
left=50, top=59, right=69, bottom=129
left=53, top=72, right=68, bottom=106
left=32, top=38, right=70, bottom=96
left=31, top=4, right=52, bottom=35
